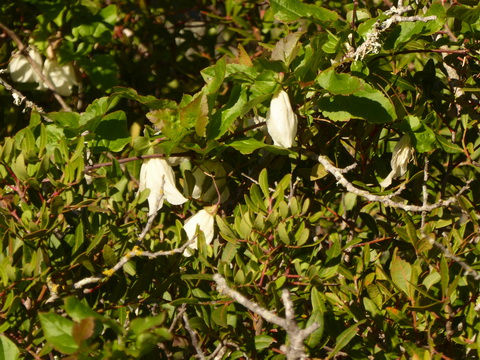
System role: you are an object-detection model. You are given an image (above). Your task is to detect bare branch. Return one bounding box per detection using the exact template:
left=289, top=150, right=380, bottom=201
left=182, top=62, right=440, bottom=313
left=353, top=5, right=437, bottom=60
left=430, top=238, right=480, bottom=281
left=45, top=276, right=60, bottom=303
left=73, top=235, right=197, bottom=291
left=213, top=274, right=320, bottom=360
left=183, top=312, right=207, bottom=360
left=316, top=154, right=470, bottom=212
left=421, top=158, right=429, bottom=234
left=0, top=75, right=52, bottom=120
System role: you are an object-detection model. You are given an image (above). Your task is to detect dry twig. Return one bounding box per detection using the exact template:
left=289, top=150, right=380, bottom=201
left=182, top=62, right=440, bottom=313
left=214, top=274, right=319, bottom=360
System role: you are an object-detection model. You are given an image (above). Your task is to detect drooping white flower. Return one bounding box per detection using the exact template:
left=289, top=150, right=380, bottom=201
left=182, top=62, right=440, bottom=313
left=182, top=206, right=217, bottom=257
left=8, top=48, right=43, bottom=83
left=265, top=89, right=298, bottom=148
left=138, top=158, right=187, bottom=216
left=191, top=161, right=230, bottom=203
left=40, top=59, right=77, bottom=96
left=380, top=133, right=415, bottom=188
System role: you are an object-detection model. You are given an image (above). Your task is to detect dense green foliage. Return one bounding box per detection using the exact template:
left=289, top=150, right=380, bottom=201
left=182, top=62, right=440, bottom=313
left=1, top=0, right=480, bottom=359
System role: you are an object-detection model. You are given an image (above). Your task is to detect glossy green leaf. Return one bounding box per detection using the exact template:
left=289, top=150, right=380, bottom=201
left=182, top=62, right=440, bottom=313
left=92, top=111, right=131, bottom=152
left=435, top=134, right=464, bottom=153
left=317, top=69, right=365, bottom=95
left=390, top=256, right=412, bottom=297
left=0, top=335, right=19, bottom=360
left=39, top=313, right=78, bottom=354
left=271, top=31, right=305, bottom=67
left=271, top=0, right=338, bottom=23
left=318, top=83, right=397, bottom=123
left=326, top=320, right=366, bottom=359
left=64, top=297, right=100, bottom=322
left=207, top=85, right=248, bottom=140
left=254, top=334, right=275, bottom=350
left=226, top=138, right=292, bottom=155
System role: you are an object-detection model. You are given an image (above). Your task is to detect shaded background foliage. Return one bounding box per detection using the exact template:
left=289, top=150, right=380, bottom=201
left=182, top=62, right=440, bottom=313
left=1, top=0, right=480, bottom=359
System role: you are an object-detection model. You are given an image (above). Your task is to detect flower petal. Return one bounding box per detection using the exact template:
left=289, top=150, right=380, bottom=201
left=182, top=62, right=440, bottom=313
left=138, top=158, right=187, bottom=216
left=183, top=208, right=216, bottom=257
left=265, top=90, right=298, bottom=148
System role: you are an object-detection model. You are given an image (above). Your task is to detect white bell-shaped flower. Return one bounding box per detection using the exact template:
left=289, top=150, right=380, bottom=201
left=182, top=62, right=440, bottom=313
left=380, top=133, right=415, bottom=188
left=138, top=158, right=187, bottom=216
left=40, top=59, right=78, bottom=96
left=265, top=89, right=298, bottom=148
left=8, top=49, right=43, bottom=83
left=182, top=206, right=217, bottom=257
left=191, top=161, right=230, bottom=203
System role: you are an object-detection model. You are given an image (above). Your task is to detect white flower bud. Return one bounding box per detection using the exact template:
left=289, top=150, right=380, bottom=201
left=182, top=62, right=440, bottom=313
left=8, top=49, right=43, bottom=83
left=138, top=158, right=187, bottom=216
left=40, top=59, right=77, bottom=96
left=191, top=161, right=230, bottom=203
left=182, top=206, right=217, bottom=257
left=380, top=133, right=415, bottom=188
left=265, top=90, right=298, bottom=148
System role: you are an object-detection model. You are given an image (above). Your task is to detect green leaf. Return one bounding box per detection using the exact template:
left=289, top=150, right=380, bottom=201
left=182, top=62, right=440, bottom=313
left=326, top=320, right=366, bottom=359
left=221, top=241, right=238, bottom=264
left=412, top=125, right=436, bottom=153
left=404, top=213, right=418, bottom=245
left=435, top=134, right=464, bottom=153
left=202, top=57, right=227, bottom=110
left=317, top=69, right=365, bottom=95
left=129, top=314, right=166, bottom=334
left=390, top=255, right=412, bottom=297
left=359, top=212, right=378, bottom=237
left=11, top=154, right=29, bottom=181
left=270, top=0, right=338, bottom=23
left=0, top=335, right=19, bottom=360
left=258, top=169, right=270, bottom=199
left=111, top=87, right=169, bottom=108
left=277, top=222, right=290, bottom=244
left=271, top=31, right=305, bottom=67
left=80, top=54, right=118, bottom=92
left=207, top=85, right=248, bottom=140
left=179, top=90, right=209, bottom=136
left=91, top=111, right=131, bottom=152
left=146, top=108, right=187, bottom=142
left=306, top=289, right=324, bottom=348
left=64, top=297, right=100, bottom=322
left=39, top=313, right=78, bottom=354
left=226, top=138, right=292, bottom=155
left=318, top=83, right=396, bottom=123
left=212, top=304, right=229, bottom=328
left=71, top=5, right=116, bottom=44
left=254, top=334, right=275, bottom=350
left=447, top=3, right=480, bottom=24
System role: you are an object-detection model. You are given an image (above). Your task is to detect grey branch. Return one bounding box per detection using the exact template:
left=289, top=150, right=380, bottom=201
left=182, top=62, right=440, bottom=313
left=421, top=158, right=429, bottom=233
left=316, top=155, right=470, bottom=212
left=354, top=3, right=437, bottom=60
left=0, top=76, right=51, bottom=120
left=73, top=236, right=197, bottom=291
left=213, top=274, right=319, bottom=360
left=430, top=239, right=480, bottom=280
left=183, top=312, right=207, bottom=360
